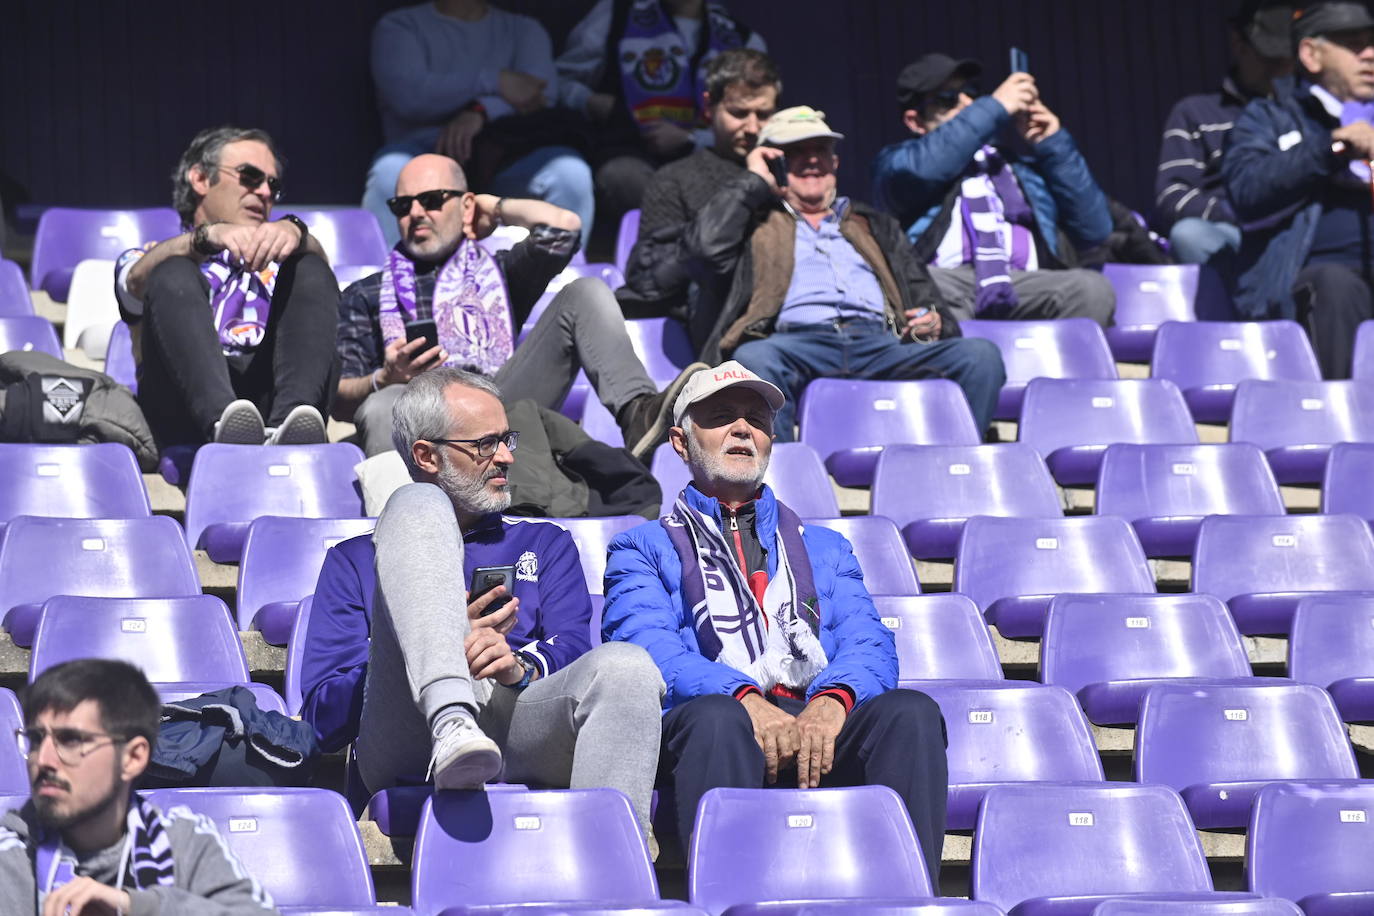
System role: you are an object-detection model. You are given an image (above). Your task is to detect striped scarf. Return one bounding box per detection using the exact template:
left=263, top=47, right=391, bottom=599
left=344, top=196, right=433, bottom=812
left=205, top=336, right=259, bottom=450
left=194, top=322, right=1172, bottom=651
left=36, top=794, right=175, bottom=897
left=959, top=145, right=1035, bottom=317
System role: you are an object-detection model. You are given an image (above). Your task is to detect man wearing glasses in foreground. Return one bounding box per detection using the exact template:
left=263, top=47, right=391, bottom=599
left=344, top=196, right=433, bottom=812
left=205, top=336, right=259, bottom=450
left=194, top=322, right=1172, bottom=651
left=116, top=125, right=339, bottom=448
left=300, top=368, right=665, bottom=846
left=872, top=54, right=1115, bottom=326
left=0, top=659, right=276, bottom=913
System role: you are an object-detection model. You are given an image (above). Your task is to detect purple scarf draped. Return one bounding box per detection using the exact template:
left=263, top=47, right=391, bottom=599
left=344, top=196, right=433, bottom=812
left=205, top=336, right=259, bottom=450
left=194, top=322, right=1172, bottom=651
left=960, top=145, right=1035, bottom=317
left=203, top=253, right=276, bottom=354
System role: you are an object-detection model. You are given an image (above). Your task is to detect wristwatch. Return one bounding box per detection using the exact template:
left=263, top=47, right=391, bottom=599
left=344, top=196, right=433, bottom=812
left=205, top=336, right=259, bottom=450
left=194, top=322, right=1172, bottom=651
left=511, top=652, right=538, bottom=691
left=277, top=214, right=309, bottom=257
left=191, top=222, right=222, bottom=257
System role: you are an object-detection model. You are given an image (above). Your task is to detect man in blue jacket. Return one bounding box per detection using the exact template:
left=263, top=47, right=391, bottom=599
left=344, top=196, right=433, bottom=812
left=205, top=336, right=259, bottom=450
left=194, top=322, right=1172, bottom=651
left=1223, top=0, right=1374, bottom=378
left=602, top=362, right=948, bottom=881
left=299, top=367, right=665, bottom=839
left=872, top=53, right=1115, bottom=327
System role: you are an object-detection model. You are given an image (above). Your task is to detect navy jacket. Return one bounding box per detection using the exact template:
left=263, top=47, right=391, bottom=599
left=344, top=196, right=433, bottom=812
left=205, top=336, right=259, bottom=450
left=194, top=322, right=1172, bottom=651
left=299, top=514, right=593, bottom=752
left=1153, top=76, right=1252, bottom=233
left=151, top=686, right=319, bottom=784
left=871, top=96, right=1113, bottom=262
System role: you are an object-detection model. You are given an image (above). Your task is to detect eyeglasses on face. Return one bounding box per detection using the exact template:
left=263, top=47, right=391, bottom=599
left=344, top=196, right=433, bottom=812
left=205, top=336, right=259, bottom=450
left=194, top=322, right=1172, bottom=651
left=923, top=82, right=980, bottom=116
left=427, top=430, right=520, bottom=458
left=218, top=162, right=282, bottom=202
left=386, top=189, right=467, bottom=217
left=16, top=726, right=127, bottom=766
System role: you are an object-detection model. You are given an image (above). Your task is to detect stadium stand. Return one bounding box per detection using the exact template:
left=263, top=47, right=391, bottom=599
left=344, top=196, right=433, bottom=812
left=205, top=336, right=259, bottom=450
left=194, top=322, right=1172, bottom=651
left=875, top=594, right=1004, bottom=686
left=1287, top=594, right=1374, bottom=722
left=0, top=442, right=151, bottom=528
left=960, top=318, right=1117, bottom=420
left=1151, top=320, right=1321, bottom=422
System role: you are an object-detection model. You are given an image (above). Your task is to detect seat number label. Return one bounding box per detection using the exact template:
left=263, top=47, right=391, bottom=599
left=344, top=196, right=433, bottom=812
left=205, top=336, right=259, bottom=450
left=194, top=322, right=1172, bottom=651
left=1139, top=281, right=1161, bottom=293
left=35, top=464, right=59, bottom=477
left=881, top=617, right=900, bottom=630
left=1301, top=398, right=1323, bottom=410
left=228, top=818, right=257, bottom=833
left=1340, top=809, right=1367, bottom=823
left=1035, top=538, right=1058, bottom=550
left=1171, top=463, right=1196, bottom=476
left=1068, top=812, right=1094, bottom=826
left=873, top=399, right=896, bottom=411
left=1219, top=339, right=1242, bottom=351
left=1224, top=708, right=1248, bottom=721
left=1014, top=338, right=1037, bottom=349
left=268, top=465, right=291, bottom=477
left=968, top=710, right=994, bottom=724
left=80, top=538, right=105, bottom=551
left=787, top=815, right=813, bottom=828
left=948, top=463, right=971, bottom=475
left=1091, top=397, right=1114, bottom=408
left=120, top=618, right=146, bottom=633
left=1125, top=617, right=1150, bottom=628
left=1272, top=535, right=1296, bottom=548
left=514, top=816, right=541, bottom=830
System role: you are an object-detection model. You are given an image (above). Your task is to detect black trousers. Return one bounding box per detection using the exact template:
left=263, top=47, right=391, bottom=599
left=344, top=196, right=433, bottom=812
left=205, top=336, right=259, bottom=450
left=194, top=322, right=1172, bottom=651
left=659, top=689, right=949, bottom=884
left=135, top=253, right=340, bottom=447
left=1293, top=262, right=1374, bottom=379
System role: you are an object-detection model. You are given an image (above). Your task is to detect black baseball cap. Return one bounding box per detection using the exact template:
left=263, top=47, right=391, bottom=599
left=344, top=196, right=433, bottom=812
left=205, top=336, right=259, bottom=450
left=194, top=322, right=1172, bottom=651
left=896, top=53, right=982, bottom=110
left=1292, top=1, right=1374, bottom=41
left=1231, top=0, right=1296, bottom=57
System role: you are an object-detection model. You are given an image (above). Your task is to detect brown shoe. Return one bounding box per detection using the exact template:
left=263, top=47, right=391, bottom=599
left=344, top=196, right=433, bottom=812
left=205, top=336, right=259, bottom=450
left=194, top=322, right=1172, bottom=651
left=619, top=362, right=709, bottom=462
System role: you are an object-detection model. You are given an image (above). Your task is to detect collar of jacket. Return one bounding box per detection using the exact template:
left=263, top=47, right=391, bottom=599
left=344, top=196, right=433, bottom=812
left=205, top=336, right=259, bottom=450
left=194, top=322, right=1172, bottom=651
left=682, top=481, right=779, bottom=545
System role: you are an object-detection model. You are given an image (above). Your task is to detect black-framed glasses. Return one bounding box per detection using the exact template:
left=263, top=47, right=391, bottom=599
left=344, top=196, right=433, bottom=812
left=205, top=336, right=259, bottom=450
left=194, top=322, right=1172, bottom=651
left=386, top=189, right=467, bottom=217
left=923, top=82, right=980, bottom=115
left=427, top=430, right=519, bottom=458
left=218, top=163, right=282, bottom=202
left=17, top=726, right=127, bottom=766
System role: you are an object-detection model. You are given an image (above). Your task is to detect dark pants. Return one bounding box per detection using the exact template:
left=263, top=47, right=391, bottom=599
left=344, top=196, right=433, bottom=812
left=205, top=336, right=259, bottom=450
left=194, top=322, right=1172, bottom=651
left=136, top=253, right=340, bottom=446
left=659, top=690, right=949, bottom=884
left=1293, top=262, right=1374, bottom=379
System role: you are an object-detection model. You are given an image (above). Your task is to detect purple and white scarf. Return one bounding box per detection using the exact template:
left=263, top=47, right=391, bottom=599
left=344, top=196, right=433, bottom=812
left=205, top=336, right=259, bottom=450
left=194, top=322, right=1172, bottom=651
left=958, top=145, right=1036, bottom=317
left=36, top=794, right=175, bottom=900
left=203, top=253, right=277, bottom=354
left=661, top=492, right=827, bottom=692
left=379, top=240, right=513, bottom=377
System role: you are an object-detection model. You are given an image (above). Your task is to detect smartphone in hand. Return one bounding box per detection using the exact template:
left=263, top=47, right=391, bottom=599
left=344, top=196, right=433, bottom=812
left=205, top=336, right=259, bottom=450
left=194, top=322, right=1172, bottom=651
left=470, top=565, right=515, bottom=617
left=767, top=154, right=790, bottom=188
left=1009, top=46, right=1030, bottom=75
left=405, top=319, right=439, bottom=347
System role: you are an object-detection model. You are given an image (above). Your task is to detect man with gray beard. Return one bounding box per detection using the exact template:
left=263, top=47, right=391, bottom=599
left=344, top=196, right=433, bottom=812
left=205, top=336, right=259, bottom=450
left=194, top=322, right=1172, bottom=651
left=601, top=361, right=948, bottom=880
left=299, top=367, right=666, bottom=845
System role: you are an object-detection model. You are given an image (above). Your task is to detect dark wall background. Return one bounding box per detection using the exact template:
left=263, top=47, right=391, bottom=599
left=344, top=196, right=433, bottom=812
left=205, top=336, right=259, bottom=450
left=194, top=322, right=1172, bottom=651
left=0, top=0, right=1232, bottom=218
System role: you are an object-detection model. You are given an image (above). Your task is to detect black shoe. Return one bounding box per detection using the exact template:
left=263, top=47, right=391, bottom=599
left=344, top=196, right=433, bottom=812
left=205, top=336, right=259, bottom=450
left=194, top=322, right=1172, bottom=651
left=620, top=362, right=709, bottom=462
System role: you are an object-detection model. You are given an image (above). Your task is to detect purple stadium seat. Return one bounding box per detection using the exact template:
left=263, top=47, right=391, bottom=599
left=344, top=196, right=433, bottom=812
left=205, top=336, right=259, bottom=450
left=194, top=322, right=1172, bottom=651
left=799, top=379, right=981, bottom=488
left=625, top=317, right=696, bottom=385
left=0, top=316, right=63, bottom=358
left=276, top=209, right=388, bottom=267
left=104, top=320, right=138, bottom=392
left=237, top=516, right=376, bottom=642
left=1321, top=442, right=1374, bottom=524
left=1354, top=321, right=1374, bottom=380
left=922, top=683, right=1103, bottom=829
left=412, top=788, right=657, bottom=914
left=156, top=682, right=288, bottom=715
left=871, top=444, right=1062, bottom=559
left=1150, top=321, right=1320, bottom=423
left=0, top=688, right=30, bottom=793
left=547, top=516, right=645, bottom=594
left=1230, top=380, right=1374, bottom=484
left=440, top=907, right=705, bottom=916
left=721, top=903, right=1003, bottom=916
left=802, top=517, right=920, bottom=595
left=615, top=209, right=641, bottom=274
left=961, top=318, right=1117, bottom=420
left=579, top=394, right=625, bottom=447
left=1248, top=781, right=1374, bottom=914
left=1101, top=263, right=1202, bottom=362
left=1090, top=900, right=1301, bottom=916
left=30, top=207, right=180, bottom=302
left=954, top=516, right=1155, bottom=638
left=1094, top=443, right=1285, bottom=558
left=0, top=260, right=33, bottom=315
left=1134, top=683, right=1359, bottom=829
left=689, top=786, right=932, bottom=915
left=1018, top=379, right=1198, bottom=486
left=1288, top=594, right=1374, bottom=722
left=183, top=443, right=366, bottom=564
left=30, top=595, right=249, bottom=684
left=1192, top=514, right=1374, bottom=635
left=141, top=786, right=375, bottom=909
left=284, top=596, right=314, bottom=716
left=0, top=515, right=201, bottom=647
left=0, top=442, right=150, bottom=526
left=874, top=594, right=1003, bottom=685
left=1040, top=594, right=1258, bottom=725
left=651, top=442, right=841, bottom=517
left=971, top=783, right=1240, bottom=915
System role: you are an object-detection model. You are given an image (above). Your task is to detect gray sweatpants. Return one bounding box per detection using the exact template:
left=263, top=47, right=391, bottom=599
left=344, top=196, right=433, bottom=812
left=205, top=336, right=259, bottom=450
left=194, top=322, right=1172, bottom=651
left=353, top=277, right=657, bottom=456
left=930, top=264, right=1116, bottom=328
left=354, top=483, right=665, bottom=832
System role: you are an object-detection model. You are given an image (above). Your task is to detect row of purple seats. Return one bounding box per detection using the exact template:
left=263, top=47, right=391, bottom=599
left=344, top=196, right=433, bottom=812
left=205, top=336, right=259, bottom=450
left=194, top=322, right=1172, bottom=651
left=0, top=315, right=63, bottom=358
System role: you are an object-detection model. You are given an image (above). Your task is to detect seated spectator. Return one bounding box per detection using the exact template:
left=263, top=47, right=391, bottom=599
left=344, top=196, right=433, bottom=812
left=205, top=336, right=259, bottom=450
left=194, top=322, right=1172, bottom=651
left=680, top=106, right=1004, bottom=437
left=364, top=0, right=594, bottom=248
left=873, top=54, right=1115, bottom=326
left=335, top=153, right=703, bottom=460
left=1154, top=1, right=1294, bottom=266
left=1224, top=0, right=1374, bottom=378
left=622, top=47, right=780, bottom=316
left=556, top=0, right=764, bottom=226
left=301, top=368, right=665, bottom=839
left=602, top=363, right=948, bottom=879
left=116, top=126, right=338, bottom=449
left=0, top=659, right=275, bottom=912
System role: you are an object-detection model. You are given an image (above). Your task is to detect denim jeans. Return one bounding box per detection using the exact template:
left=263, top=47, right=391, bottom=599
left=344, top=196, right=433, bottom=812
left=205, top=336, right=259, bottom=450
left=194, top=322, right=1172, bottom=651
left=731, top=320, right=1005, bottom=440
left=1168, top=218, right=1242, bottom=266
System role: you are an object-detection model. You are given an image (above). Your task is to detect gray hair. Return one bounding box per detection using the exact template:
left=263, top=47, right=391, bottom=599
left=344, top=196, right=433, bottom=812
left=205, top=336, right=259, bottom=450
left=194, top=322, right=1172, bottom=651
left=391, top=368, right=503, bottom=477
left=171, top=125, right=283, bottom=228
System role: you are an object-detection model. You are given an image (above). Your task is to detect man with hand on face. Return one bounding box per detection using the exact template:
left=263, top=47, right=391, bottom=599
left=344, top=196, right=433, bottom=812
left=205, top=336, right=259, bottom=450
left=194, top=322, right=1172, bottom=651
left=0, top=659, right=275, bottom=914
left=873, top=54, right=1115, bottom=326
left=116, top=125, right=339, bottom=450
left=602, top=363, right=948, bottom=881
left=678, top=106, right=1005, bottom=438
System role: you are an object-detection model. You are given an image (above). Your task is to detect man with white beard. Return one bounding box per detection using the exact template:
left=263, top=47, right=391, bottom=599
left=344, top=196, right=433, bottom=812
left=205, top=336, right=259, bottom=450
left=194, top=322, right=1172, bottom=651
left=601, top=361, right=949, bottom=881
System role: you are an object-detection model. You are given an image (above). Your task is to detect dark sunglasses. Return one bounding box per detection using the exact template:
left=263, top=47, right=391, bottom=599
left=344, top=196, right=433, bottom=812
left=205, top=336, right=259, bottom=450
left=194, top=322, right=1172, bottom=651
left=219, top=163, right=282, bottom=201
left=923, top=82, right=980, bottom=114
left=386, top=188, right=467, bottom=217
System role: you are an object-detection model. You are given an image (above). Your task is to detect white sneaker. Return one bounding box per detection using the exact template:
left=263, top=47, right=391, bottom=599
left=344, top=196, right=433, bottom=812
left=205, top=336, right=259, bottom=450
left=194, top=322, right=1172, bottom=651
left=267, top=404, right=328, bottom=445
left=213, top=400, right=266, bottom=444
left=429, top=714, right=502, bottom=791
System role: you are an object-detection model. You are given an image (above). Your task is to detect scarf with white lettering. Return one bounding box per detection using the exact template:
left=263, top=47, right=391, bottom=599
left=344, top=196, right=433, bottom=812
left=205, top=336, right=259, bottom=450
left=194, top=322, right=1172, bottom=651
left=203, top=253, right=277, bottom=354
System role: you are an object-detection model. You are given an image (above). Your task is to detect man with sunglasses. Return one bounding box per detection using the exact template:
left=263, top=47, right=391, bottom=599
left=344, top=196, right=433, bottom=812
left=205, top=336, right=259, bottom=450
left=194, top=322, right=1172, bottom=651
left=873, top=54, right=1115, bottom=327
left=301, top=367, right=665, bottom=847
left=115, top=125, right=339, bottom=449
left=0, top=658, right=275, bottom=913
left=335, top=152, right=701, bottom=460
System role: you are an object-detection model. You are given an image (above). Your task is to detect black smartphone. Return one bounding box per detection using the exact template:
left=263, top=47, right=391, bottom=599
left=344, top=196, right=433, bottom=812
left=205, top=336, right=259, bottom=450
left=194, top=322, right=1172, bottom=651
left=405, top=319, right=438, bottom=346
left=470, top=565, right=515, bottom=617
left=767, top=153, right=790, bottom=188
left=1009, top=46, right=1029, bottom=75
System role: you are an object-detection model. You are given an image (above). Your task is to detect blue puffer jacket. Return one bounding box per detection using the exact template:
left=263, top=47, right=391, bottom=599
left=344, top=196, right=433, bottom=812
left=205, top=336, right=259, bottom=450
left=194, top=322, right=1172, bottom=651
left=1222, top=75, right=1343, bottom=320
left=601, top=484, right=897, bottom=712
left=871, top=96, right=1113, bottom=261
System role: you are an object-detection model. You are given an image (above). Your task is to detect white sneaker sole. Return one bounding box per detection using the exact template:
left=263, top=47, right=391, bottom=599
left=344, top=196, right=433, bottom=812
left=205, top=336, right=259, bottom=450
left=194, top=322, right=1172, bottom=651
left=270, top=405, right=327, bottom=445
left=433, top=739, right=503, bottom=791
left=215, top=401, right=266, bottom=445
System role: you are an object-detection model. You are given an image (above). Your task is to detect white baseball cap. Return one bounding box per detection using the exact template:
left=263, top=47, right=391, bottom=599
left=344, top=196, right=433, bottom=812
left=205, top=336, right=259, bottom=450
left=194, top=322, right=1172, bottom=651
left=672, top=361, right=786, bottom=426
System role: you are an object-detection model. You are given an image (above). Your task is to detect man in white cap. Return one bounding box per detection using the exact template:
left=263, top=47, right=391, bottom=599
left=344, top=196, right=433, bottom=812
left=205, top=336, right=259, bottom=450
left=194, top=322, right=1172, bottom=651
left=678, top=105, right=1004, bottom=439
left=601, top=360, right=948, bottom=882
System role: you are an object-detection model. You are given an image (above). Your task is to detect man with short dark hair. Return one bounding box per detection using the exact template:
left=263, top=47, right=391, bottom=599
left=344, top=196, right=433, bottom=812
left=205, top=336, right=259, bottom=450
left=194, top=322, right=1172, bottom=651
left=116, top=125, right=339, bottom=449
left=0, top=659, right=275, bottom=913
left=873, top=54, right=1115, bottom=326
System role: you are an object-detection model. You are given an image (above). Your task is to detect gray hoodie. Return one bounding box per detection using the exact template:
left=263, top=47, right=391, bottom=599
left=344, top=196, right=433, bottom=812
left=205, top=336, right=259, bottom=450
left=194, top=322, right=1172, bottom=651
left=0, top=803, right=277, bottom=915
